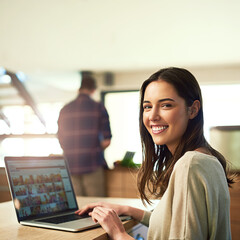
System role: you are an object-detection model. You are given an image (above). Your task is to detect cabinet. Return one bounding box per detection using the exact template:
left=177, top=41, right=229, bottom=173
left=229, top=176, right=240, bottom=240
left=0, top=167, right=11, bottom=202
left=105, top=166, right=139, bottom=198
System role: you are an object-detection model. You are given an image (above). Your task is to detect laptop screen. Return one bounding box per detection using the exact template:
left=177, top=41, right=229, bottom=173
left=4, top=156, right=78, bottom=221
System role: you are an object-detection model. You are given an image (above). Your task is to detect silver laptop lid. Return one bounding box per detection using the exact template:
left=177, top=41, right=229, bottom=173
left=4, top=156, right=78, bottom=222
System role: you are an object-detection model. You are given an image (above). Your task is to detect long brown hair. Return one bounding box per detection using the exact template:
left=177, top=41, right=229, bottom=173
left=138, top=67, right=234, bottom=204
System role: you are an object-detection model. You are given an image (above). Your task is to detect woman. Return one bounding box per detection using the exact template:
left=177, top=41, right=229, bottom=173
left=76, top=67, right=234, bottom=240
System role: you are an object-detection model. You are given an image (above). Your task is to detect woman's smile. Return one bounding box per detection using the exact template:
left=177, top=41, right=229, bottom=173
left=151, top=125, right=168, bottom=134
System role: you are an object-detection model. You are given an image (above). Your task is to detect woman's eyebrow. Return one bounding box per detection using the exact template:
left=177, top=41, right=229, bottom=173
left=143, top=98, right=175, bottom=104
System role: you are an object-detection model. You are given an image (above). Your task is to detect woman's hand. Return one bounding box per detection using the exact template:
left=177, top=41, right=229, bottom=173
left=90, top=206, right=132, bottom=240
left=76, top=201, right=145, bottom=223
left=75, top=202, right=133, bottom=240
left=75, top=201, right=126, bottom=216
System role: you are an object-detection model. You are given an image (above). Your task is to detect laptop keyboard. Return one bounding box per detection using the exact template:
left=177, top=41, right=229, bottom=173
left=38, top=213, right=89, bottom=224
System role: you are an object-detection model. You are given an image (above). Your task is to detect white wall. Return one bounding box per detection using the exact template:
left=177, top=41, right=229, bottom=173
left=1, top=1, right=240, bottom=72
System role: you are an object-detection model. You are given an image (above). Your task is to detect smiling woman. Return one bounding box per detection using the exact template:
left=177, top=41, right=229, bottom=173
left=76, top=67, right=235, bottom=240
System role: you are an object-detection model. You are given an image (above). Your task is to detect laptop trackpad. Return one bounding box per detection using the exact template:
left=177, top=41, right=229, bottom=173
left=37, top=213, right=89, bottom=224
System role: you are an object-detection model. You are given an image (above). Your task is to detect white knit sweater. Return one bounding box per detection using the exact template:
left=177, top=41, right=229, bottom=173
left=141, top=151, right=231, bottom=240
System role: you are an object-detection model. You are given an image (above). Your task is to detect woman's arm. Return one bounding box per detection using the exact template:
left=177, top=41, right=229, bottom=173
left=121, top=205, right=145, bottom=222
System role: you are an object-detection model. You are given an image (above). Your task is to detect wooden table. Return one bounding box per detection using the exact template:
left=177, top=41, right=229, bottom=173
left=0, top=197, right=151, bottom=240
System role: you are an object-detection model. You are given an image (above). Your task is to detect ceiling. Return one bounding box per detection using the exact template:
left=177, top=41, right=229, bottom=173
left=1, top=0, right=240, bottom=104
left=1, top=0, right=240, bottom=73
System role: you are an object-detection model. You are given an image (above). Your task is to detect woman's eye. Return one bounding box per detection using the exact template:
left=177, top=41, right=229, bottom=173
left=143, top=105, right=151, bottom=110
left=162, top=103, right=172, bottom=108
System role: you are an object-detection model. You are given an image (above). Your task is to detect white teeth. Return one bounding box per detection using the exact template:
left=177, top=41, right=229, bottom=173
left=152, top=126, right=167, bottom=131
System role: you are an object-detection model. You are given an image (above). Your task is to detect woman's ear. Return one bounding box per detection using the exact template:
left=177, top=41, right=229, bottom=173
left=189, top=100, right=200, bottom=119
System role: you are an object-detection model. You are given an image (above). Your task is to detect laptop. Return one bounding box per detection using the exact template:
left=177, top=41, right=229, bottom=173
left=4, top=155, right=130, bottom=232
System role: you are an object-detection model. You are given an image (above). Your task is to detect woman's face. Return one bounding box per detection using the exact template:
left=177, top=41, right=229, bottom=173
left=143, top=80, right=192, bottom=154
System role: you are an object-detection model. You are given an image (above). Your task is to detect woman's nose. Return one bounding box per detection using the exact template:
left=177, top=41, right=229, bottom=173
left=149, top=107, right=160, bottom=121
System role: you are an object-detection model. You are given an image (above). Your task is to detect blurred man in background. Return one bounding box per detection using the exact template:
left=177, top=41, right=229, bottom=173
left=57, top=73, right=112, bottom=196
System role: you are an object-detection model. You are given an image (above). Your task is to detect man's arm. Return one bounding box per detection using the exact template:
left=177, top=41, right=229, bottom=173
left=101, top=138, right=111, bottom=150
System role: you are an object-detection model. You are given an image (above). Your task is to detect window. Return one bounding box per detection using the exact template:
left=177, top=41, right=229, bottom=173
left=0, top=103, right=63, bottom=167
left=103, top=91, right=141, bottom=168
left=201, top=84, right=240, bottom=139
